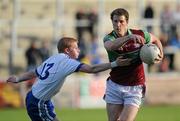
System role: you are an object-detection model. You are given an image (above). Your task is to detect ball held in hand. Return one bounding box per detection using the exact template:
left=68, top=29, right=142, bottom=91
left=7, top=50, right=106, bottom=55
left=140, top=43, right=160, bottom=64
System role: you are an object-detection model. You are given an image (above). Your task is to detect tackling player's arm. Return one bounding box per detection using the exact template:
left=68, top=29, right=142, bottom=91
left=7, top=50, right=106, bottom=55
left=78, top=57, right=132, bottom=73
left=7, top=71, right=37, bottom=83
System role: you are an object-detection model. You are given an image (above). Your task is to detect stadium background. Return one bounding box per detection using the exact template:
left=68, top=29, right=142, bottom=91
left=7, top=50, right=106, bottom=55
left=0, top=0, right=180, bottom=120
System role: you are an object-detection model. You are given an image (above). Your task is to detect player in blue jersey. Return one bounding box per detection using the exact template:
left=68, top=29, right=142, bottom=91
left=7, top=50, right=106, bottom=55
left=6, top=37, right=132, bottom=121
left=103, top=8, right=163, bottom=121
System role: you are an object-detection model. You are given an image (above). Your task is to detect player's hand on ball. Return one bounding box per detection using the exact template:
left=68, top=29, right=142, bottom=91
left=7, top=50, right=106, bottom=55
left=7, top=76, right=19, bottom=83
left=140, top=43, right=163, bottom=64
left=128, top=34, right=145, bottom=45
left=154, top=54, right=163, bottom=64
left=116, top=56, right=132, bottom=66
left=153, top=47, right=164, bottom=64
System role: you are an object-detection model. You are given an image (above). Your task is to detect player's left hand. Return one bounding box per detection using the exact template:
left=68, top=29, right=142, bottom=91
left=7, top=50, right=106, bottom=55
left=154, top=53, right=163, bottom=64
left=7, top=76, right=19, bottom=83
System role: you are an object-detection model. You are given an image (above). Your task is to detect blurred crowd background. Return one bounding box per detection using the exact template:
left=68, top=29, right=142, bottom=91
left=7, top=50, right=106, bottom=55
left=0, top=0, right=180, bottom=108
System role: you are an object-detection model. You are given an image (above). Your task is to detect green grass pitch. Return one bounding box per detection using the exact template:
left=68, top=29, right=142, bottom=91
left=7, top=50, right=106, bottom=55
left=0, top=105, right=180, bottom=121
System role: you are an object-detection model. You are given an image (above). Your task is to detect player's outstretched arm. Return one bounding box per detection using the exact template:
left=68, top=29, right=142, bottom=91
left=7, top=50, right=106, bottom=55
left=7, top=71, right=37, bottom=83
left=78, top=57, right=132, bottom=73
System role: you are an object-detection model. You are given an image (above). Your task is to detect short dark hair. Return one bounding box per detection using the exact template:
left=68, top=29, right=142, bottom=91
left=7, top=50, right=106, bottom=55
left=110, top=8, right=129, bottom=21
left=57, top=37, right=78, bottom=53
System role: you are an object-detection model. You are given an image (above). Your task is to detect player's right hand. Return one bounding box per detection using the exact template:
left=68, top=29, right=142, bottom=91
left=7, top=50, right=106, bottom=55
left=7, top=76, right=19, bottom=83
left=116, top=56, right=132, bottom=66
left=128, top=34, right=145, bottom=45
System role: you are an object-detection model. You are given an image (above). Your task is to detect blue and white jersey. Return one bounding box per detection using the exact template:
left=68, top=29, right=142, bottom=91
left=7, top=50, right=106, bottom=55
left=32, top=53, right=82, bottom=101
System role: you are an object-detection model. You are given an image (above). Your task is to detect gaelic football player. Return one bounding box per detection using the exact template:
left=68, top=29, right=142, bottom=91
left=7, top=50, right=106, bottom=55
left=103, top=8, right=163, bottom=121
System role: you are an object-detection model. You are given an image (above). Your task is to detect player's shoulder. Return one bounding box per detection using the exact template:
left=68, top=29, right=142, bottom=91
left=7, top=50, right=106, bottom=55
left=103, top=31, right=115, bottom=42
left=129, top=29, right=147, bottom=36
left=130, top=28, right=151, bottom=43
left=44, top=53, right=67, bottom=63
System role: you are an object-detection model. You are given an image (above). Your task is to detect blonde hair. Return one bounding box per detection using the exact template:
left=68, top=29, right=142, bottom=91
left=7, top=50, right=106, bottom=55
left=57, top=37, right=78, bottom=53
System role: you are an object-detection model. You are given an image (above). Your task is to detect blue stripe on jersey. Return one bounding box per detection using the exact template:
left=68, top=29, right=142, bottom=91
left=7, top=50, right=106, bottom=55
left=75, top=63, right=84, bottom=72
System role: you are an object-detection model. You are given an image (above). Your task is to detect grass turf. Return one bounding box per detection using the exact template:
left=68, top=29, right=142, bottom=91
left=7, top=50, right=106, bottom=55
left=0, top=105, right=180, bottom=121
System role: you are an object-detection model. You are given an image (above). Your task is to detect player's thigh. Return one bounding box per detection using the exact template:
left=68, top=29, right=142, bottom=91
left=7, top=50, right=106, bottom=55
left=118, top=104, right=139, bottom=121
left=106, top=103, right=123, bottom=121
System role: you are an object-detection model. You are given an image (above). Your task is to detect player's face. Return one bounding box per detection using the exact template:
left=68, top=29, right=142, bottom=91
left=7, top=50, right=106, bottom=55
left=112, top=15, right=128, bottom=37
left=68, top=42, right=80, bottom=59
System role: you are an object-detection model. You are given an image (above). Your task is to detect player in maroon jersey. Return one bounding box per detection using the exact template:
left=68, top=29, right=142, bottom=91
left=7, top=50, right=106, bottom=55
left=103, top=8, right=163, bottom=121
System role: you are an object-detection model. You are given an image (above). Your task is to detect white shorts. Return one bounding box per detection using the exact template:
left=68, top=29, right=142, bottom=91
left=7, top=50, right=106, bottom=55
left=104, top=79, right=145, bottom=108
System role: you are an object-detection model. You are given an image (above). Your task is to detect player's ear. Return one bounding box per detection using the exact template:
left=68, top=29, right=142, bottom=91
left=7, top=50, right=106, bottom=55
left=64, top=48, right=70, bottom=54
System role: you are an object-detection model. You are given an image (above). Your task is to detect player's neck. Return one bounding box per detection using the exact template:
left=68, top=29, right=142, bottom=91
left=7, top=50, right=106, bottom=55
left=116, top=31, right=128, bottom=37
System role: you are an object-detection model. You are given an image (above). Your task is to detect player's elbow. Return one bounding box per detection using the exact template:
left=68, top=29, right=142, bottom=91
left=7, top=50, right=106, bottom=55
left=104, top=42, right=116, bottom=51
left=106, top=45, right=117, bottom=51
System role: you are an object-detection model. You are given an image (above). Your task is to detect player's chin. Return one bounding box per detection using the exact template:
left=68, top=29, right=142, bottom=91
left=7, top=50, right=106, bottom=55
left=75, top=55, right=80, bottom=59
left=115, top=29, right=121, bottom=34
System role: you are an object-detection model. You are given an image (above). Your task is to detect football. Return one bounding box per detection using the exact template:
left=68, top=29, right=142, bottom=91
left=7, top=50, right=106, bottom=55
left=140, top=43, right=160, bottom=64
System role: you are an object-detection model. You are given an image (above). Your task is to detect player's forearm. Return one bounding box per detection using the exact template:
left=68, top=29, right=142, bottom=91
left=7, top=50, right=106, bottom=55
left=150, top=34, right=164, bottom=56
left=17, top=71, right=36, bottom=82
left=105, top=36, right=129, bottom=50
left=89, top=63, right=111, bottom=73
left=88, top=61, right=118, bottom=73
left=154, top=40, right=163, bottom=56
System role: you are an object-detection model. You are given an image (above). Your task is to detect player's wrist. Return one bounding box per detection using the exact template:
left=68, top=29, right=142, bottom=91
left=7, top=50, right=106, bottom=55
left=110, top=61, right=118, bottom=68
left=122, top=35, right=130, bottom=44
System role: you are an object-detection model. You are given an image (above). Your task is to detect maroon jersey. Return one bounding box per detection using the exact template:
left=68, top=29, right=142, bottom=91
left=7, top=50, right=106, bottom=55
left=103, top=29, right=151, bottom=86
